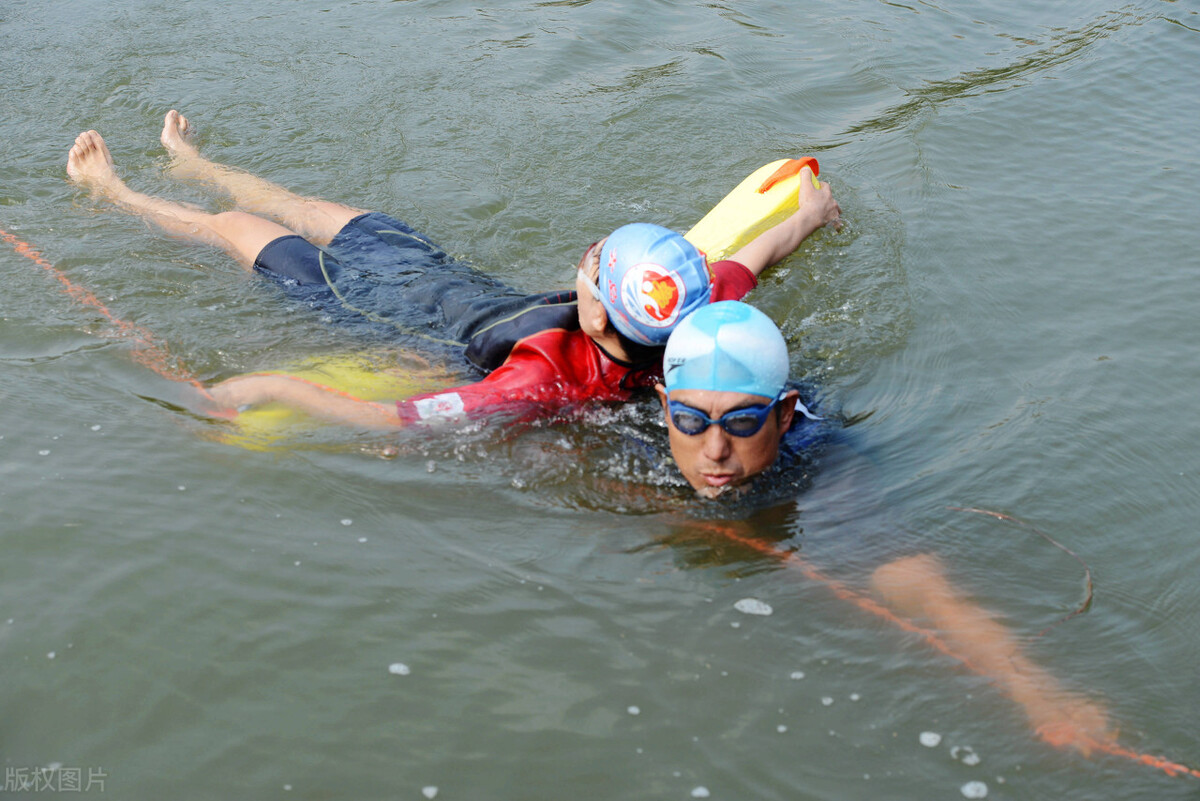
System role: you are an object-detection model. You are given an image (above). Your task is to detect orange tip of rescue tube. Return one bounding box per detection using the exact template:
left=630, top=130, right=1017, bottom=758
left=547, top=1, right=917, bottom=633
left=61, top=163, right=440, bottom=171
left=756, top=157, right=820, bottom=194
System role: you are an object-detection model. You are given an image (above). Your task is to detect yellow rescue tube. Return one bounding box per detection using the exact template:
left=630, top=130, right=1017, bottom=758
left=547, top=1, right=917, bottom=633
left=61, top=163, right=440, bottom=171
left=685, top=157, right=820, bottom=263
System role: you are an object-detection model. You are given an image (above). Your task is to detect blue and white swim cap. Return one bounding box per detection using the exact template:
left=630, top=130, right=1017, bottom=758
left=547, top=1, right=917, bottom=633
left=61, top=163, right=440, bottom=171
left=597, top=223, right=711, bottom=347
left=663, top=301, right=789, bottom=400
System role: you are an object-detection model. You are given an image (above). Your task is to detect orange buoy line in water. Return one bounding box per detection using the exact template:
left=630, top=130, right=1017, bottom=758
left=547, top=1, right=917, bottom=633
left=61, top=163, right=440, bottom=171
left=1, top=226, right=205, bottom=390
left=688, top=515, right=1200, bottom=781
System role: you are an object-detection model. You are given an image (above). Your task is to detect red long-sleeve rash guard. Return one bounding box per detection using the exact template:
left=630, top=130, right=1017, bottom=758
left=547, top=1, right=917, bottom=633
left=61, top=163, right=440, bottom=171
left=395, top=260, right=758, bottom=425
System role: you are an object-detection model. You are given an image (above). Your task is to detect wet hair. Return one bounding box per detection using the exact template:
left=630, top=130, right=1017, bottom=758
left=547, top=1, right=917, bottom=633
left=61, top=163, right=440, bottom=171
left=613, top=330, right=665, bottom=367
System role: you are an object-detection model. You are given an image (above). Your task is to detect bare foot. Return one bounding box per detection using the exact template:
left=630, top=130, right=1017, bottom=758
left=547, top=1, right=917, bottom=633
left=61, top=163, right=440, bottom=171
left=160, top=109, right=200, bottom=160
left=67, top=130, right=121, bottom=194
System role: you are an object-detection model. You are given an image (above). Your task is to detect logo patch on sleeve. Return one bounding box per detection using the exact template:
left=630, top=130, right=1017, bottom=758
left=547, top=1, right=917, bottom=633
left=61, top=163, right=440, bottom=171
left=413, top=392, right=466, bottom=420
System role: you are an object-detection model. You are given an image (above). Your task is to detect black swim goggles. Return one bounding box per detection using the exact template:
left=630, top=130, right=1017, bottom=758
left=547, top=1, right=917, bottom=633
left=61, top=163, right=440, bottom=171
left=667, top=393, right=786, bottom=438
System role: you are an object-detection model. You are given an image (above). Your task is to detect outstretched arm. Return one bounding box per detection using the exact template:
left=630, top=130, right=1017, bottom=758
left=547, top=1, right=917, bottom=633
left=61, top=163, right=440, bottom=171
left=871, top=553, right=1115, bottom=755
left=205, top=374, right=402, bottom=429
left=729, top=166, right=841, bottom=277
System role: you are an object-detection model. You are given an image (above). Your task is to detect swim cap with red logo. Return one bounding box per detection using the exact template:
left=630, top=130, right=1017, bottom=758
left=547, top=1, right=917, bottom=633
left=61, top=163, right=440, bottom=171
left=597, top=223, right=711, bottom=347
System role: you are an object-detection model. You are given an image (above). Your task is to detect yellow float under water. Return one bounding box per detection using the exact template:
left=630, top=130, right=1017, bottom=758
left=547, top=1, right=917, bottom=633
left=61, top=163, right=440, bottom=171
left=222, top=158, right=820, bottom=447
left=213, top=351, right=456, bottom=449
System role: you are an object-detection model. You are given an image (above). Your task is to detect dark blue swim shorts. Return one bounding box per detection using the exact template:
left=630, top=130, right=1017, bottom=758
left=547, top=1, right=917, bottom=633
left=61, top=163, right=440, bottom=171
left=252, top=212, right=557, bottom=356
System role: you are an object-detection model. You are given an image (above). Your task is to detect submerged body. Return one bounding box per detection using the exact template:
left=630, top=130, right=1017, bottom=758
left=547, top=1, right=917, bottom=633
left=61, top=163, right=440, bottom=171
left=656, top=302, right=1115, bottom=753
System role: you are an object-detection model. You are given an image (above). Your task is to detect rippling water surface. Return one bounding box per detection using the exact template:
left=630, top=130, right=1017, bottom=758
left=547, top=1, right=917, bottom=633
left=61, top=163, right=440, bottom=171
left=2, top=1, right=1199, bottom=798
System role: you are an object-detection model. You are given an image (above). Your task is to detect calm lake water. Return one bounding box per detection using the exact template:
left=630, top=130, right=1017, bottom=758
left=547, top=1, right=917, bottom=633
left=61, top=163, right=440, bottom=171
left=2, top=0, right=1199, bottom=798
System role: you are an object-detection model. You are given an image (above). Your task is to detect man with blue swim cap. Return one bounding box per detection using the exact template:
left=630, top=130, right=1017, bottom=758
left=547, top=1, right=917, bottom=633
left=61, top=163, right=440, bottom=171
left=655, top=301, right=806, bottom=497
left=653, top=301, right=1118, bottom=752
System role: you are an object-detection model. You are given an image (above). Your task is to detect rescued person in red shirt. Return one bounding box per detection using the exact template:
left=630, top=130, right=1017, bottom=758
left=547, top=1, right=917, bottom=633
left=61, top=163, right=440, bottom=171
left=656, top=300, right=1117, bottom=757
left=66, top=111, right=840, bottom=427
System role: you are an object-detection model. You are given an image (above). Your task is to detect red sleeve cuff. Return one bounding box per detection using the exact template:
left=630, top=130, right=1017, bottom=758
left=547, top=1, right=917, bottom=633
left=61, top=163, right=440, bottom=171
left=710, top=259, right=758, bottom=302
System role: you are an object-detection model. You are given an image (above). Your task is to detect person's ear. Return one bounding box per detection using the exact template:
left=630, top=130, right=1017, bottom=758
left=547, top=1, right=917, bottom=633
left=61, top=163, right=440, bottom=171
left=776, top=390, right=800, bottom=436
left=586, top=296, right=610, bottom=335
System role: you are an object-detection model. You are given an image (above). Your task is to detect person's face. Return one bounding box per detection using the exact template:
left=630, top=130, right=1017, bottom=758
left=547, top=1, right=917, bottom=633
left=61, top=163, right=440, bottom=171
left=574, top=239, right=606, bottom=338
left=655, top=385, right=798, bottom=498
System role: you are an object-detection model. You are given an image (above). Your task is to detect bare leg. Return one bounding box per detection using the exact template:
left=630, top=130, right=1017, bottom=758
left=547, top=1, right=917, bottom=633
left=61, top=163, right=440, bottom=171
left=68, top=129, right=292, bottom=269
left=871, top=553, right=1114, bottom=755
left=160, top=110, right=363, bottom=246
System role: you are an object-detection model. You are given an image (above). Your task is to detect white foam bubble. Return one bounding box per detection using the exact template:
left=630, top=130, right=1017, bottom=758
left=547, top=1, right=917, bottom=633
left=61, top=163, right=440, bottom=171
left=422, top=787, right=438, bottom=799
left=388, top=663, right=411, bottom=676
left=690, top=787, right=710, bottom=798
left=627, top=706, right=640, bottom=716
left=789, top=670, right=805, bottom=680
left=821, top=697, right=833, bottom=706
left=919, top=731, right=942, bottom=747
left=734, top=598, right=773, bottom=616
left=960, top=780, right=988, bottom=798
left=951, top=745, right=980, bottom=766
left=341, top=519, right=353, bottom=526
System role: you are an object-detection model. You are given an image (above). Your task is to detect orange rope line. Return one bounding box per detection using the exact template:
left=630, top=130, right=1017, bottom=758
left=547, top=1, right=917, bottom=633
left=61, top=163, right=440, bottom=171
left=707, top=522, right=981, bottom=668
left=2, top=226, right=205, bottom=390
left=1096, top=743, right=1200, bottom=780
left=692, top=518, right=1200, bottom=781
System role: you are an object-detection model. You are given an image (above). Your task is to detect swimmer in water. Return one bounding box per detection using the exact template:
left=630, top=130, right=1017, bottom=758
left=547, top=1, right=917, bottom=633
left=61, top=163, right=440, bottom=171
left=66, top=112, right=841, bottom=428
left=656, top=300, right=807, bottom=500
left=657, top=301, right=1117, bottom=755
